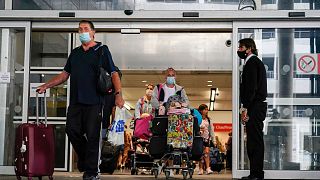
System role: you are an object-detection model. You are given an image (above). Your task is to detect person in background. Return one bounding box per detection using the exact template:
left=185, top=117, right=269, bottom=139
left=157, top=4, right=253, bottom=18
left=37, top=20, right=124, bottom=180
left=215, top=136, right=225, bottom=153
left=134, top=84, right=155, bottom=119
left=198, top=104, right=214, bottom=175
left=225, top=131, right=232, bottom=170
left=117, top=125, right=133, bottom=170
left=238, top=38, right=267, bottom=180
left=151, top=67, right=189, bottom=114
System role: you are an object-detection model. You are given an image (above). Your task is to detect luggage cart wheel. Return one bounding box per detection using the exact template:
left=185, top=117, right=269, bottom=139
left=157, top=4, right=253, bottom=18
left=16, top=176, right=21, bottom=180
left=38, top=176, right=42, bottom=180
left=182, top=171, right=188, bottom=180
left=49, top=176, right=53, bottom=180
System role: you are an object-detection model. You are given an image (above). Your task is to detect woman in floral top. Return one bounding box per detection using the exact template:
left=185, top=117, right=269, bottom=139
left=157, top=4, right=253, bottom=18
left=198, top=104, right=215, bottom=175
left=134, top=84, right=155, bottom=119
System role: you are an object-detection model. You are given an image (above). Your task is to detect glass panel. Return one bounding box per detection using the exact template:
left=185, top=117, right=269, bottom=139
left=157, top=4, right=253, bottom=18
left=0, top=0, right=4, bottom=9
left=11, top=0, right=320, bottom=10
left=238, top=28, right=320, bottom=171
left=31, top=32, right=69, bottom=68
left=94, top=32, right=232, bottom=70
left=0, top=30, right=1, bottom=67
left=54, top=124, right=66, bottom=168
left=0, top=28, right=25, bottom=166
left=261, top=0, right=320, bottom=10
left=29, top=73, right=67, bottom=118
left=13, top=0, right=135, bottom=10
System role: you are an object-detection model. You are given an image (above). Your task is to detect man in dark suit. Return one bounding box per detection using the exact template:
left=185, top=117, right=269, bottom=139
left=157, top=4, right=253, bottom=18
left=238, top=38, right=267, bottom=180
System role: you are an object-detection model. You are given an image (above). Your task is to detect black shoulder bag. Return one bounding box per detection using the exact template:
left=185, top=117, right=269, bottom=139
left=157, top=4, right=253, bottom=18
left=97, top=46, right=114, bottom=95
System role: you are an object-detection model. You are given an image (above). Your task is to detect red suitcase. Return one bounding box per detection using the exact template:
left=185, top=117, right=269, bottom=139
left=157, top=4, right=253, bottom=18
left=15, top=92, right=55, bottom=180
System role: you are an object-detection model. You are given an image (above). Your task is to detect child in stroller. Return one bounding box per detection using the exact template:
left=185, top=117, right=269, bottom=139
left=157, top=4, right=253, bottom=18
left=130, top=84, right=155, bottom=175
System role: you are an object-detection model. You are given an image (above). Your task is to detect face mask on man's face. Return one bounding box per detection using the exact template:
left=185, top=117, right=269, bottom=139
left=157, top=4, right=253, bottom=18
left=166, top=76, right=176, bottom=85
left=79, top=32, right=91, bottom=44
left=237, top=50, right=247, bottom=59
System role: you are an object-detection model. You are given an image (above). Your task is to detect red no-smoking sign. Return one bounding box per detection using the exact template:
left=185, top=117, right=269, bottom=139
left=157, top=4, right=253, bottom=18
left=296, top=54, right=320, bottom=74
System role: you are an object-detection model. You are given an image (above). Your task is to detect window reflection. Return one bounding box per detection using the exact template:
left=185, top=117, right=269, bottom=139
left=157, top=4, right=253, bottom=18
left=31, top=32, right=68, bottom=67
left=238, top=28, right=320, bottom=171
left=29, top=74, right=67, bottom=117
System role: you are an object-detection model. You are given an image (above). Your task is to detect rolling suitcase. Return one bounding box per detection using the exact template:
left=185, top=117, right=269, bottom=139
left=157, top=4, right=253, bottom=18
left=15, top=92, right=55, bottom=180
left=149, top=136, right=167, bottom=159
left=190, top=136, right=203, bottom=161
left=150, top=116, right=168, bottom=136
left=210, top=147, right=224, bottom=173
left=167, top=113, right=193, bottom=149
left=99, top=138, right=121, bottom=174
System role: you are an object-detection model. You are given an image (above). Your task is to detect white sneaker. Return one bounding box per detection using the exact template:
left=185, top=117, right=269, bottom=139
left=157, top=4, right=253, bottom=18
left=198, top=169, right=203, bottom=175
left=206, top=168, right=213, bottom=174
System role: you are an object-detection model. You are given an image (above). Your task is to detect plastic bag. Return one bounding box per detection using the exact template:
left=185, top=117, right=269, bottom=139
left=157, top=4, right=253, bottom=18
left=108, top=107, right=133, bottom=145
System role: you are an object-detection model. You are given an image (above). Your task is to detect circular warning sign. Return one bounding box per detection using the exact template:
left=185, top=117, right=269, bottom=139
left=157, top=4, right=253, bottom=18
left=298, top=55, right=316, bottom=73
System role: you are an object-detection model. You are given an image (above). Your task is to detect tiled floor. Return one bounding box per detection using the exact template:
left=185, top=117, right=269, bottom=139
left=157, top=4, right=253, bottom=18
left=0, top=169, right=232, bottom=180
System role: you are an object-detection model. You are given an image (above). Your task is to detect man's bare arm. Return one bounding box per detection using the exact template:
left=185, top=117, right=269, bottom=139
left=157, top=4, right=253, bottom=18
left=112, top=72, right=125, bottom=108
left=37, top=71, right=70, bottom=93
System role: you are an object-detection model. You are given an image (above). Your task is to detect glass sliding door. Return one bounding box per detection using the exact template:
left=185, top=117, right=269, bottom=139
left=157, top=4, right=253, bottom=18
left=29, top=32, right=71, bottom=171
left=233, top=21, right=320, bottom=179
left=0, top=22, right=31, bottom=174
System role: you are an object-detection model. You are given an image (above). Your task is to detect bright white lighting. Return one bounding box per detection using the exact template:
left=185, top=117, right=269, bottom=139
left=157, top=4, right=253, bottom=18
left=209, top=102, right=214, bottom=111
left=124, top=103, right=131, bottom=110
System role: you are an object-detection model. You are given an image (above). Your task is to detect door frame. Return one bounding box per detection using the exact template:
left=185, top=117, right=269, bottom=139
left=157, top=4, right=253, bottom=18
left=232, top=21, right=320, bottom=180
left=0, top=21, right=31, bottom=174
left=32, top=21, right=234, bottom=172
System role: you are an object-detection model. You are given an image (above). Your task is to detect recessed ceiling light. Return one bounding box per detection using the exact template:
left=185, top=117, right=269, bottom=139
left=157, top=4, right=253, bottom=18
left=207, top=80, right=212, bottom=83
left=142, top=80, right=147, bottom=83
left=207, top=84, right=213, bottom=87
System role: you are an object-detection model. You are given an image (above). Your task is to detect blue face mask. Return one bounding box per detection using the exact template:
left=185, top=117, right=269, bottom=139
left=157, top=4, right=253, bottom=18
left=166, top=77, right=176, bottom=85
left=79, top=32, right=91, bottom=43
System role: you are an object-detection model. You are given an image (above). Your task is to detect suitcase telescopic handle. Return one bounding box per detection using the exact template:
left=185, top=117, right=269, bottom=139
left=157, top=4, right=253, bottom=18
left=36, top=91, right=48, bottom=127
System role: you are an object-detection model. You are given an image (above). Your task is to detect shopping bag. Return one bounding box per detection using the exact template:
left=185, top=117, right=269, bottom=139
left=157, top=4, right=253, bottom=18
left=108, top=107, right=132, bottom=145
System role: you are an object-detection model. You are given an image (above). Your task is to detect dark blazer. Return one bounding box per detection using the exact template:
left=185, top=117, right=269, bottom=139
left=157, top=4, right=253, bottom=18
left=240, top=55, right=267, bottom=109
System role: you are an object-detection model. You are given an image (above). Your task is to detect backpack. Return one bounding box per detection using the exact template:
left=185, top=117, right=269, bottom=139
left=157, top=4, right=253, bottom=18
left=165, top=92, right=186, bottom=110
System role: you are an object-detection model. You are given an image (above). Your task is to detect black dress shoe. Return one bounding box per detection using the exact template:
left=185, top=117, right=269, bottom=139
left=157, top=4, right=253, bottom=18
left=241, top=175, right=254, bottom=179
left=241, top=175, right=264, bottom=180
left=83, top=174, right=100, bottom=180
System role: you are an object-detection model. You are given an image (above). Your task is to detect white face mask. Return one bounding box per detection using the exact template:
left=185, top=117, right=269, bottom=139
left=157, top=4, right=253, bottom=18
left=146, top=89, right=153, bottom=96
left=166, top=76, right=176, bottom=85
left=79, top=32, right=91, bottom=44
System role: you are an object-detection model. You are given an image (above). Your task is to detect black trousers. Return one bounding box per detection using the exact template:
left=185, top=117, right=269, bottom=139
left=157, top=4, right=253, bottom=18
left=66, top=103, right=102, bottom=176
left=246, top=102, right=267, bottom=178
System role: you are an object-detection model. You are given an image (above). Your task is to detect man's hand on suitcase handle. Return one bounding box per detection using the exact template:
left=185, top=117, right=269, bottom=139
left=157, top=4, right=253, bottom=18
left=36, top=84, right=47, bottom=94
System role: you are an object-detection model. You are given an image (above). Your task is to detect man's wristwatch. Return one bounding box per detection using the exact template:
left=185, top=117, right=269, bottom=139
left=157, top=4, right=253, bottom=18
left=240, top=107, right=247, bottom=113
left=114, top=91, right=121, bottom=96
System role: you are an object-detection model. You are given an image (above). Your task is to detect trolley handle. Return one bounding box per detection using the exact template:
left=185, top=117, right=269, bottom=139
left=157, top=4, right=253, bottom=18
left=35, top=90, right=48, bottom=127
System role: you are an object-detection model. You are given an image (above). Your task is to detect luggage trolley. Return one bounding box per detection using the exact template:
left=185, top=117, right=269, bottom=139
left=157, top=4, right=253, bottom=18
left=152, top=112, right=195, bottom=180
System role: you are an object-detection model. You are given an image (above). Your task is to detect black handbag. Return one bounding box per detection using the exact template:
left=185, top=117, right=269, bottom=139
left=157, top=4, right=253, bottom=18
left=101, top=137, right=117, bottom=157
left=97, top=46, right=113, bottom=95
left=97, top=46, right=122, bottom=95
